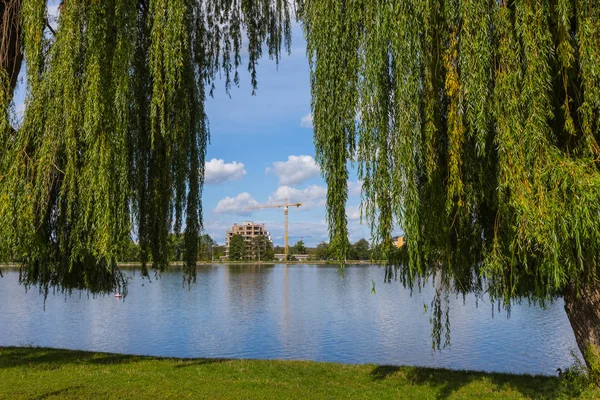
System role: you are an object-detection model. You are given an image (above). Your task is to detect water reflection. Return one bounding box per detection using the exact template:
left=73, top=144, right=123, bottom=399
left=0, top=264, right=579, bottom=375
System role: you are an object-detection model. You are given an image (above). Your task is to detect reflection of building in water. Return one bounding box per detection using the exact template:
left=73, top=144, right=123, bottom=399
left=225, top=221, right=272, bottom=259
left=223, top=264, right=273, bottom=313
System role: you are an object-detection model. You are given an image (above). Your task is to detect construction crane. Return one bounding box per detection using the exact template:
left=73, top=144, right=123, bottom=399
left=245, top=198, right=302, bottom=260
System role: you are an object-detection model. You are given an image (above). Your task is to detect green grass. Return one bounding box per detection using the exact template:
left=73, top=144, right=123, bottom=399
left=1, top=347, right=598, bottom=399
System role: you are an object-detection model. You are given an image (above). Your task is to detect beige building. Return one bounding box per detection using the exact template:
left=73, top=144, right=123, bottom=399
left=392, top=236, right=405, bottom=247
left=225, top=221, right=272, bottom=259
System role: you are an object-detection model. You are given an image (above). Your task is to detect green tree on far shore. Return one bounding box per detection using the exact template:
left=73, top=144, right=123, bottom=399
left=168, top=234, right=185, bottom=262
left=123, top=239, right=141, bottom=262
left=292, top=240, right=307, bottom=255
left=274, top=246, right=285, bottom=255
left=348, top=239, right=371, bottom=261
left=198, top=234, right=217, bottom=261
left=228, top=235, right=246, bottom=262
left=313, top=242, right=330, bottom=261
left=250, top=235, right=274, bottom=261
left=212, top=245, right=226, bottom=261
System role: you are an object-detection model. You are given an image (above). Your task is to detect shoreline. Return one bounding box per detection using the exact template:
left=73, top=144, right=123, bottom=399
left=1, top=260, right=386, bottom=269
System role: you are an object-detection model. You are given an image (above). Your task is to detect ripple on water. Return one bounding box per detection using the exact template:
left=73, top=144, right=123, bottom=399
left=0, top=265, right=581, bottom=375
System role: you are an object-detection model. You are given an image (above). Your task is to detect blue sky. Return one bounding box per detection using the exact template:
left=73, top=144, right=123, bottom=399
left=11, top=12, right=383, bottom=247
left=202, top=26, right=370, bottom=246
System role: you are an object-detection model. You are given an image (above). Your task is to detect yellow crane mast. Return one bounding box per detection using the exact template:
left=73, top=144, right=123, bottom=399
left=245, top=198, right=302, bottom=260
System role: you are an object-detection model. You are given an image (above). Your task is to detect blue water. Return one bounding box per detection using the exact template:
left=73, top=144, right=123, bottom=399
left=0, top=264, right=580, bottom=375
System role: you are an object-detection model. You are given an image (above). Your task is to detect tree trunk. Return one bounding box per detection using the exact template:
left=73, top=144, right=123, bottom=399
left=0, top=0, right=23, bottom=99
left=564, top=281, right=600, bottom=369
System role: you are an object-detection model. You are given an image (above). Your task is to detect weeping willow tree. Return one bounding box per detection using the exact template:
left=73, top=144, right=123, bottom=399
left=2, top=0, right=600, bottom=374
left=0, top=0, right=299, bottom=295
left=305, top=0, right=600, bottom=369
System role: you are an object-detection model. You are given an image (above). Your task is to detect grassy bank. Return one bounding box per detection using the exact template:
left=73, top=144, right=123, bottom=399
left=0, top=347, right=597, bottom=399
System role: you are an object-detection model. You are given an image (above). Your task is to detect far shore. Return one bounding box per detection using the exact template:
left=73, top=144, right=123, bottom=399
left=1, top=260, right=387, bottom=270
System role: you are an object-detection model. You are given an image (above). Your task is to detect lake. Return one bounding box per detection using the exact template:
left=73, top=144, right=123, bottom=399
left=0, top=264, right=580, bottom=375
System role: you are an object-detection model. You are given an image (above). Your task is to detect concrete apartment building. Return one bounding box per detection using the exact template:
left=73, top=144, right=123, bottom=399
left=225, top=221, right=272, bottom=259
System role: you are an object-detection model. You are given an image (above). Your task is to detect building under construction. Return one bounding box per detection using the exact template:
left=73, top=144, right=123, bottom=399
left=225, top=222, right=272, bottom=259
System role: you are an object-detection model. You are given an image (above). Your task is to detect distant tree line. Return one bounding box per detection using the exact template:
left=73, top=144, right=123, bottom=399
left=2, top=233, right=399, bottom=264
left=303, top=238, right=403, bottom=262
left=121, top=233, right=225, bottom=263
left=224, top=237, right=386, bottom=262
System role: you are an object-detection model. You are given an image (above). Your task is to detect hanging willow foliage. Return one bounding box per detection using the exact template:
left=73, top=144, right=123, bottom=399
left=305, top=0, right=600, bottom=349
left=0, top=0, right=300, bottom=296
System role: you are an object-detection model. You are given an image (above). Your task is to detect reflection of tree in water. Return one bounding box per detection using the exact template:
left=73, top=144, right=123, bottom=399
left=225, top=265, right=274, bottom=314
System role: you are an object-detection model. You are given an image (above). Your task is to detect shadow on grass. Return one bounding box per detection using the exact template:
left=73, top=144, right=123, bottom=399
left=36, top=385, right=84, bottom=399
left=0, top=347, right=228, bottom=371
left=173, top=358, right=232, bottom=369
left=370, top=365, right=574, bottom=400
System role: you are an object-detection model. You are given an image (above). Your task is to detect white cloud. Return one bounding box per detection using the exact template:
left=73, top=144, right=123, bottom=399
left=205, top=158, right=246, bottom=184
left=214, top=193, right=259, bottom=215
left=258, top=219, right=329, bottom=246
left=348, top=219, right=370, bottom=244
left=300, top=113, right=313, bottom=128
left=48, top=5, right=59, bottom=18
left=269, top=185, right=327, bottom=210
left=266, top=155, right=320, bottom=185
left=266, top=217, right=370, bottom=246
left=348, top=180, right=363, bottom=197
left=202, top=220, right=234, bottom=245
left=47, top=5, right=60, bottom=31
left=12, top=103, right=25, bottom=126
left=347, top=205, right=362, bottom=222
